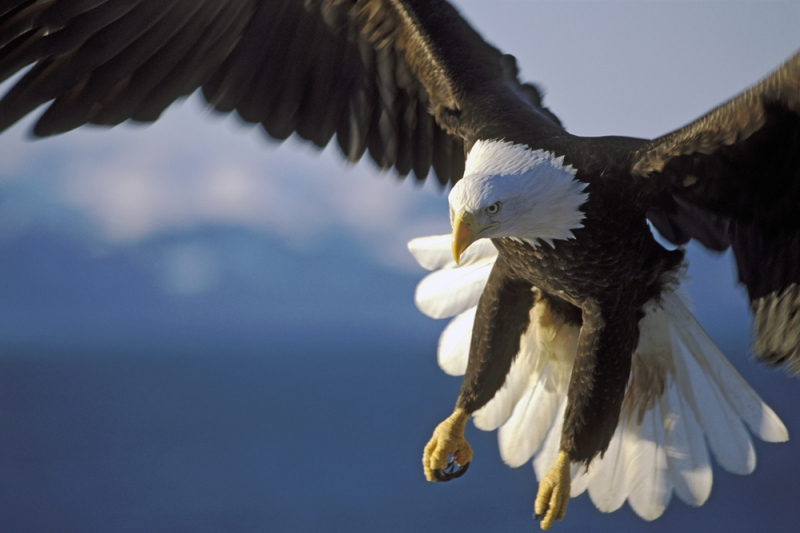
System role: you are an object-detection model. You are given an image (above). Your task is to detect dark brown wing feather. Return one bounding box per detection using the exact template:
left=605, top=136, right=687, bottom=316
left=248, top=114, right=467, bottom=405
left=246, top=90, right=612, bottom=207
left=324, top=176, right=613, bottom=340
left=633, top=51, right=800, bottom=177
left=638, top=51, right=800, bottom=375
left=0, top=0, right=562, bottom=186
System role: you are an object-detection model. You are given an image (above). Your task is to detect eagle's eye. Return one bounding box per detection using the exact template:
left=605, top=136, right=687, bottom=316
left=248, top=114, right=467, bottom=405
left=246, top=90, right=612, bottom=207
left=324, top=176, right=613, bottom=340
left=485, top=202, right=501, bottom=216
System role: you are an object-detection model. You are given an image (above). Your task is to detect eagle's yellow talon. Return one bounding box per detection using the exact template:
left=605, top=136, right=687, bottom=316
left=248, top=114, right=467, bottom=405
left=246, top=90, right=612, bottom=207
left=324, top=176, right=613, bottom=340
left=534, top=451, right=571, bottom=530
left=422, top=408, right=473, bottom=482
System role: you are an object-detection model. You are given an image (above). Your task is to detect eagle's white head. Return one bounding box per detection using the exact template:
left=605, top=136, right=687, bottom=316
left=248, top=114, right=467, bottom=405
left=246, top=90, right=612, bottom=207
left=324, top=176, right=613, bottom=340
left=447, top=140, right=589, bottom=262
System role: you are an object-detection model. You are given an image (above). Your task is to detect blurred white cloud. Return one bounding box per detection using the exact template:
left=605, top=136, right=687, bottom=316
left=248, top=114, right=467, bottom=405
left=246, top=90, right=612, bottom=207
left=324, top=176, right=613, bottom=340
left=0, top=94, right=450, bottom=270
left=160, top=242, right=221, bottom=295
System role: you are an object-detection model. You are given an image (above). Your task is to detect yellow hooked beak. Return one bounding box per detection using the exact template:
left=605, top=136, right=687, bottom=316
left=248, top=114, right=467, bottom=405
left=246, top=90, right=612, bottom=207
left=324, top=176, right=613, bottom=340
left=452, top=212, right=476, bottom=264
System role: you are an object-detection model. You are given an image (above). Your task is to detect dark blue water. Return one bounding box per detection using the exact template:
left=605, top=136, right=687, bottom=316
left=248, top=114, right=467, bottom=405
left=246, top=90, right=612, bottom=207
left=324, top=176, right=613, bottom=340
left=0, top=227, right=797, bottom=532
left=0, top=336, right=797, bottom=533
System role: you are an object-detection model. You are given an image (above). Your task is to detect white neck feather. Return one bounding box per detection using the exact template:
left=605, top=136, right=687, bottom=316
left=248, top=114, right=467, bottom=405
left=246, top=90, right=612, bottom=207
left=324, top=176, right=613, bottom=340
left=450, top=140, right=589, bottom=246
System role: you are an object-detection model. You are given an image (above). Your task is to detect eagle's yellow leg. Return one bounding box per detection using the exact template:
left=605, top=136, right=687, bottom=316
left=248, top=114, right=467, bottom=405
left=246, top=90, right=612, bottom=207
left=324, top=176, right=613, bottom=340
left=422, top=408, right=473, bottom=482
left=534, top=450, right=571, bottom=530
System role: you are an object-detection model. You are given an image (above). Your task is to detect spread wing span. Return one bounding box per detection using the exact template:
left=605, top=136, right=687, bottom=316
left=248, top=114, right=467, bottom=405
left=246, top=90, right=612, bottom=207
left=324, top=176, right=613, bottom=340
left=0, top=0, right=560, bottom=186
left=639, top=51, right=800, bottom=374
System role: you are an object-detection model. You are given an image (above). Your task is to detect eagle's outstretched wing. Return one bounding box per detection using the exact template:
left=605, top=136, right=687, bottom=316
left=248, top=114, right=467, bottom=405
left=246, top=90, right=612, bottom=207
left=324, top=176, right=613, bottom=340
left=0, top=0, right=560, bottom=185
left=637, top=51, right=800, bottom=374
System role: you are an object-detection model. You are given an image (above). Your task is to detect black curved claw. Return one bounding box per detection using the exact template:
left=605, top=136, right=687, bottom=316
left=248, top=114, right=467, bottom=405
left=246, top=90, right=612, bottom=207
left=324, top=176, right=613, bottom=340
left=432, top=459, right=470, bottom=481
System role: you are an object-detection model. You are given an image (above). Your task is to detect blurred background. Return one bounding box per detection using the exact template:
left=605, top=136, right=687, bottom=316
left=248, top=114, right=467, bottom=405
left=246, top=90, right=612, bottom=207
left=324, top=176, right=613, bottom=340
left=1, top=1, right=799, bottom=532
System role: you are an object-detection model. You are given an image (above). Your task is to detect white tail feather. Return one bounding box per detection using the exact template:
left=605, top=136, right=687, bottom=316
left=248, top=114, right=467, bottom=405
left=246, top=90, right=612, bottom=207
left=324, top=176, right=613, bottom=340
left=409, top=235, right=497, bottom=320
left=407, top=234, right=455, bottom=271
left=496, top=363, right=565, bottom=466
left=623, top=404, right=673, bottom=520
left=437, top=307, right=475, bottom=376
left=414, top=258, right=495, bottom=319
left=674, top=332, right=757, bottom=475
left=665, top=298, right=788, bottom=443
left=488, top=299, right=575, bottom=464
left=662, top=381, right=712, bottom=506
left=409, top=234, right=789, bottom=522
left=587, top=423, right=628, bottom=512
left=533, top=398, right=567, bottom=484
left=472, top=343, right=533, bottom=432
left=408, top=234, right=497, bottom=271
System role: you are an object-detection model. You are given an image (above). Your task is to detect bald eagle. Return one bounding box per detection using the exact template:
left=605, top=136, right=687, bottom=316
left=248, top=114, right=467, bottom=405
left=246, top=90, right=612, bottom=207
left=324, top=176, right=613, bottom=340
left=1, top=0, right=799, bottom=528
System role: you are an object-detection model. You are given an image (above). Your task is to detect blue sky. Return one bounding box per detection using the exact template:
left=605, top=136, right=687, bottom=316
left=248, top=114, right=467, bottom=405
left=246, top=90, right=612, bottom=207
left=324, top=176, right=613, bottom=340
left=0, top=1, right=799, bottom=532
